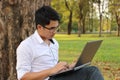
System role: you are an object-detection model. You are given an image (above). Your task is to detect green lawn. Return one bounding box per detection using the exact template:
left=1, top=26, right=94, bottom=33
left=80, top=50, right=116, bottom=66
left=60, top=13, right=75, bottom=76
left=55, top=34, right=120, bottom=63
left=54, top=33, right=120, bottom=80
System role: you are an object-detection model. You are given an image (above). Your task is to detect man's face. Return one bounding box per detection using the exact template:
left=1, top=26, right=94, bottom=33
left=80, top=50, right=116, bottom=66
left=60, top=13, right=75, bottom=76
left=37, top=20, right=59, bottom=40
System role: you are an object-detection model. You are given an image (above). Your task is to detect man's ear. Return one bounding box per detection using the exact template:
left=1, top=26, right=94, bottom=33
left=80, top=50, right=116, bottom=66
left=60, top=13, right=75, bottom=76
left=37, top=24, right=42, bottom=30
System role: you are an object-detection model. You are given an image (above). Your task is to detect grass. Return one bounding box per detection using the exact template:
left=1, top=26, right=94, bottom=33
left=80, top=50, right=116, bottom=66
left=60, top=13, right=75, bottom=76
left=54, top=33, right=120, bottom=64
left=54, top=33, right=120, bottom=80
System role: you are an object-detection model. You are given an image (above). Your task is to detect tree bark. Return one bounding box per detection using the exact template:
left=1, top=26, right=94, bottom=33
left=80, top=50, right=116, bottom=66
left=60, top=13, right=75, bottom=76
left=0, top=0, right=51, bottom=80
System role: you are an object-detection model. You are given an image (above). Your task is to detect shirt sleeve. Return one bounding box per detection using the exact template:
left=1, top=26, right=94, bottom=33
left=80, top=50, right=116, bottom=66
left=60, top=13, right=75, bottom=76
left=16, top=42, right=33, bottom=80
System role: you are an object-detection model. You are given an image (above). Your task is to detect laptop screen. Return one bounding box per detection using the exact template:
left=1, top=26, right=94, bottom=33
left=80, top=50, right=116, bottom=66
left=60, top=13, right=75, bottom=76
left=75, top=40, right=103, bottom=67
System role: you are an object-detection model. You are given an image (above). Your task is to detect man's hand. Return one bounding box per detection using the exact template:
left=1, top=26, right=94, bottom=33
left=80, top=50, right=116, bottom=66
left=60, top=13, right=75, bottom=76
left=50, top=61, right=69, bottom=75
left=69, top=62, right=76, bottom=69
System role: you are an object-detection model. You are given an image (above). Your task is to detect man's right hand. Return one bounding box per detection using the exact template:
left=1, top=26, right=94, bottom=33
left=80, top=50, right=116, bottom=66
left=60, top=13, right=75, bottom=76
left=50, top=61, right=69, bottom=75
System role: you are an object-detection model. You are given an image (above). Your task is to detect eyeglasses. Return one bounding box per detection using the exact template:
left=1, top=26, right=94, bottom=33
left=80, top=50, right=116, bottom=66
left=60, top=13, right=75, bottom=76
left=44, top=26, right=59, bottom=32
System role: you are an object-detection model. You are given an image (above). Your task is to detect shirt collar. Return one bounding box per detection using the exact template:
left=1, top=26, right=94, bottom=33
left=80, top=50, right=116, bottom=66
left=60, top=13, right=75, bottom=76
left=34, top=30, right=44, bottom=44
left=34, top=30, right=54, bottom=44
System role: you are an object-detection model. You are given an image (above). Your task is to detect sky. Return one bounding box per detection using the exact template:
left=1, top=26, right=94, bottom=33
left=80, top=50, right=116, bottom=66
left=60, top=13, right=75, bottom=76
left=93, top=0, right=109, bottom=18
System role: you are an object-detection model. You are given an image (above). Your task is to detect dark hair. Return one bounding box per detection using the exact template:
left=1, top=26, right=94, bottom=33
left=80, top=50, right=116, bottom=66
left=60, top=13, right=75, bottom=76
left=35, top=6, right=60, bottom=28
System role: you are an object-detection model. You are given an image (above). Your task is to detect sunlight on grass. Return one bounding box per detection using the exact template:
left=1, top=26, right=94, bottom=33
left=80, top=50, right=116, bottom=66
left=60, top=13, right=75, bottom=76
left=54, top=33, right=120, bottom=63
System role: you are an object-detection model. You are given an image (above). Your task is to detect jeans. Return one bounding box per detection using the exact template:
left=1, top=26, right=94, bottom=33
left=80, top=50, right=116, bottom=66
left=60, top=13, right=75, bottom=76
left=49, top=66, right=104, bottom=80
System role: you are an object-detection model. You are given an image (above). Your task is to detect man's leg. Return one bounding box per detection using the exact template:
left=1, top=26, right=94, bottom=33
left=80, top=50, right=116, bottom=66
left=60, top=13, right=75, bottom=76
left=49, top=66, right=104, bottom=80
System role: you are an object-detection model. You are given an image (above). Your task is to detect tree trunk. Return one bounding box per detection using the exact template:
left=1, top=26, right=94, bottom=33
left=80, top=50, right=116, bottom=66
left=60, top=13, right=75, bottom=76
left=115, top=13, right=120, bottom=37
left=67, top=11, right=72, bottom=35
left=78, top=4, right=83, bottom=37
left=78, top=0, right=88, bottom=36
left=82, top=17, right=86, bottom=34
left=0, top=0, right=51, bottom=80
left=64, top=0, right=73, bottom=35
left=98, top=0, right=102, bottom=37
left=78, top=20, right=81, bottom=37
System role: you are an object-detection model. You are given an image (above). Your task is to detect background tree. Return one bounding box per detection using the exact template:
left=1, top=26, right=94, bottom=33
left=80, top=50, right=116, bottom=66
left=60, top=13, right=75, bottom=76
left=88, top=0, right=94, bottom=32
left=64, top=0, right=73, bottom=35
left=52, top=0, right=78, bottom=34
left=109, top=0, right=120, bottom=36
left=51, top=0, right=67, bottom=32
left=51, top=0, right=119, bottom=36
left=77, top=0, right=89, bottom=37
left=64, top=0, right=78, bottom=35
left=92, top=0, right=103, bottom=37
left=0, top=0, right=51, bottom=80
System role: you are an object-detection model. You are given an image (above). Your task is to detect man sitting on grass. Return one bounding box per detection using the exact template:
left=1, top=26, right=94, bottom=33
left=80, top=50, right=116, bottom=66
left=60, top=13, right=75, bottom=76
left=16, top=6, right=104, bottom=80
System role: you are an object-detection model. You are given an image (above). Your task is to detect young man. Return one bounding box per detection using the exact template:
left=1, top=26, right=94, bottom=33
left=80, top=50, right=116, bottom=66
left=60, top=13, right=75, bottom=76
left=16, top=6, right=104, bottom=80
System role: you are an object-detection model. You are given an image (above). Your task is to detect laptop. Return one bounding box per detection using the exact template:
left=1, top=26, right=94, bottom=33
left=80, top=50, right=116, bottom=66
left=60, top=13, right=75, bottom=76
left=50, top=40, right=103, bottom=76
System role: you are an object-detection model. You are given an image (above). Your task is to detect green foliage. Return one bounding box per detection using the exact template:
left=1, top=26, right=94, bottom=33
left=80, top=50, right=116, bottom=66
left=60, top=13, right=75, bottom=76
left=51, top=0, right=119, bottom=33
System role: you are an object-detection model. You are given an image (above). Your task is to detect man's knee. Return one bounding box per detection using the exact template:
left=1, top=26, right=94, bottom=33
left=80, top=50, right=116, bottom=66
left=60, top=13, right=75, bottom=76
left=80, top=66, right=100, bottom=74
left=87, top=66, right=100, bottom=72
left=86, top=66, right=104, bottom=80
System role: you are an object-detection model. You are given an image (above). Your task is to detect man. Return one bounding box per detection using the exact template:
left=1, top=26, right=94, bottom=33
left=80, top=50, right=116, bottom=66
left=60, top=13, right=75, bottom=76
left=16, top=6, right=104, bottom=80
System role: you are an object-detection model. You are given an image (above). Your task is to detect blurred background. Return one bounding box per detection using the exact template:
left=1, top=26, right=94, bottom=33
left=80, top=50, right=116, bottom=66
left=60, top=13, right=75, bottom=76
left=0, top=0, right=120, bottom=80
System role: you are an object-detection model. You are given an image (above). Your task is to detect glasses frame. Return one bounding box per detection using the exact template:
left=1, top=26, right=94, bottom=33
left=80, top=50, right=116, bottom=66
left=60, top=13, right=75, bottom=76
left=43, top=26, right=59, bottom=32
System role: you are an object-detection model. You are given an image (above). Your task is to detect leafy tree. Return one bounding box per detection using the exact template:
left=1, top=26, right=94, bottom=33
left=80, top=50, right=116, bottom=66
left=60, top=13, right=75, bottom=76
left=92, top=0, right=103, bottom=36
left=109, top=0, right=120, bottom=36
left=64, top=0, right=73, bottom=35
left=52, top=0, right=78, bottom=34
left=77, top=0, right=90, bottom=37
left=51, top=0, right=67, bottom=32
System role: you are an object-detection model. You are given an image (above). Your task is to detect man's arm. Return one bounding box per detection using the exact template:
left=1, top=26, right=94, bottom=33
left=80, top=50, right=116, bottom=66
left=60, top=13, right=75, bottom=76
left=21, top=62, right=68, bottom=80
left=21, top=68, right=52, bottom=80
